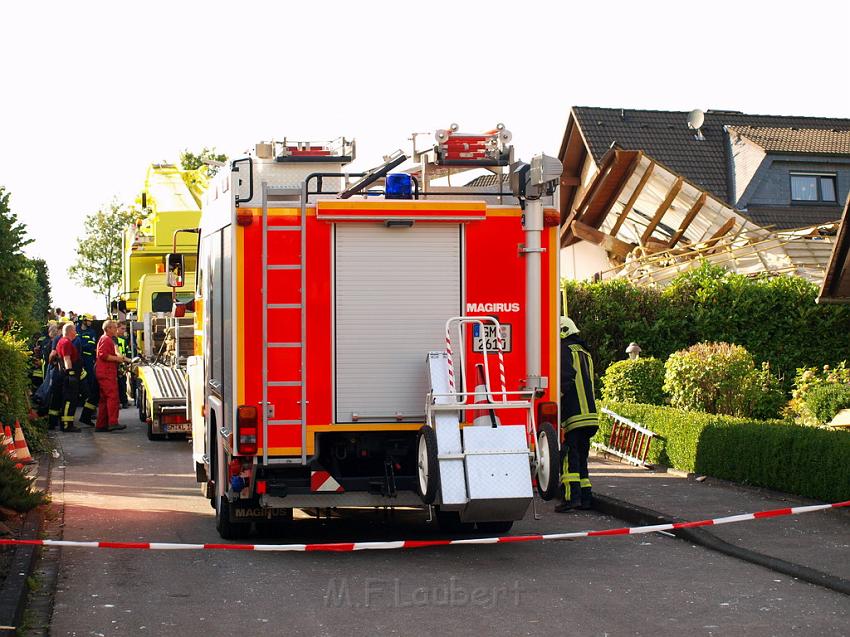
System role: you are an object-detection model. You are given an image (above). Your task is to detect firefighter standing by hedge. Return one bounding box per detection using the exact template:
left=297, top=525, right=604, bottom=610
left=78, top=314, right=99, bottom=425
left=50, top=322, right=84, bottom=432
left=555, top=317, right=599, bottom=513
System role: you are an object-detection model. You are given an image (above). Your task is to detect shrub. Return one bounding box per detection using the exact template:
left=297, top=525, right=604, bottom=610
left=789, top=362, right=850, bottom=425
left=596, top=402, right=850, bottom=502
left=564, top=261, right=850, bottom=390
left=0, top=331, right=32, bottom=427
left=663, top=342, right=755, bottom=415
left=739, top=362, right=787, bottom=421
left=0, top=455, right=47, bottom=512
left=601, top=357, right=666, bottom=405
left=804, top=384, right=850, bottom=425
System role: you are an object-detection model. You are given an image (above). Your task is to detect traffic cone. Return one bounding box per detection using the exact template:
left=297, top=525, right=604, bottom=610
left=12, top=420, right=33, bottom=465
left=470, top=364, right=500, bottom=428
left=3, top=424, right=22, bottom=469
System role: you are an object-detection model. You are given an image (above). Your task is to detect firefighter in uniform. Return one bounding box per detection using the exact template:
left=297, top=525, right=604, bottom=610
left=78, top=314, right=99, bottom=425
left=555, top=317, right=599, bottom=512
left=52, top=322, right=84, bottom=432
left=115, top=322, right=129, bottom=408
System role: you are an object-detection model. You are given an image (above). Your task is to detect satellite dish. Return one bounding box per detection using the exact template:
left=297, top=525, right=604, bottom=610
left=687, top=109, right=705, bottom=131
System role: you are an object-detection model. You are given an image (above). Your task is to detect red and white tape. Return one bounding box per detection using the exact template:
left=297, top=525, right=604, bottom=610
left=2, top=501, right=847, bottom=553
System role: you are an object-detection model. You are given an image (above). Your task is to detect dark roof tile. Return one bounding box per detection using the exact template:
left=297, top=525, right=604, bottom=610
left=572, top=107, right=850, bottom=204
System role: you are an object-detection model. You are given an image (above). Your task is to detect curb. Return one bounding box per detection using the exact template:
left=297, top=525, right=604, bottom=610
left=0, top=452, right=51, bottom=636
left=594, top=493, right=850, bottom=597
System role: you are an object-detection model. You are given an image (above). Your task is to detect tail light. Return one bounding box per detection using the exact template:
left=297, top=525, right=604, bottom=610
left=537, top=401, right=559, bottom=427
left=161, top=412, right=188, bottom=425
left=237, top=405, right=258, bottom=455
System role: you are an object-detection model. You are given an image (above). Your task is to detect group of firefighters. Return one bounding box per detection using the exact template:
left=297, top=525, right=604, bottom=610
left=31, top=313, right=133, bottom=433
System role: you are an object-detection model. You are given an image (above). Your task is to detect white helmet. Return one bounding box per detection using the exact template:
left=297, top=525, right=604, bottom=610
left=560, top=316, right=579, bottom=337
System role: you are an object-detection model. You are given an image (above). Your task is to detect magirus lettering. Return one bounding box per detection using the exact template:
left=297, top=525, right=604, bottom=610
left=465, top=302, right=520, bottom=313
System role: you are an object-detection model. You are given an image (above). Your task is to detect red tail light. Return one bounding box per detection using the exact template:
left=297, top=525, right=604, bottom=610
left=237, top=405, right=258, bottom=455
left=537, top=401, right=559, bottom=427
left=161, top=412, right=188, bottom=425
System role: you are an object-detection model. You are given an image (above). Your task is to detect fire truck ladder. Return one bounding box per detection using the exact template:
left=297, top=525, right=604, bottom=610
left=261, top=183, right=308, bottom=465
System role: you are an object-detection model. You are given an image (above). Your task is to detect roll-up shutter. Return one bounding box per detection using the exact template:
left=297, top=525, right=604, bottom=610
left=335, top=223, right=461, bottom=423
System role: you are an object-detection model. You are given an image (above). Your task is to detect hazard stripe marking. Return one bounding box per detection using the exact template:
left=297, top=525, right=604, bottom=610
left=1, top=501, right=846, bottom=553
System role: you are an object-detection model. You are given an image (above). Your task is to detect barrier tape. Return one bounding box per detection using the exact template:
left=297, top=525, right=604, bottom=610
left=2, top=501, right=847, bottom=553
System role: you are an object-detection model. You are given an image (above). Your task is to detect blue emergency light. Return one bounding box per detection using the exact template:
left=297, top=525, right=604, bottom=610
left=385, top=173, right=413, bottom=199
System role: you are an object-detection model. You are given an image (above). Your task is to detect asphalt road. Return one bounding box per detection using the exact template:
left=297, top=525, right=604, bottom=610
left=48, top=410, right=849, bottom=637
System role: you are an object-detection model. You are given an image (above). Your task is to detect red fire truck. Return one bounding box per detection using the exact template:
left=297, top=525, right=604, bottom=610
left=175, top=126, right=564, bottom=539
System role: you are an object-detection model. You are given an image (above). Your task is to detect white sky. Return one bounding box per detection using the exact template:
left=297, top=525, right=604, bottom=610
left=1, top=0, right=848, bottom=315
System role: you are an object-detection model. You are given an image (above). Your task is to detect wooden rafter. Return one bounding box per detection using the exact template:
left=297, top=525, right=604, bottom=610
left=641, top=177, right=683, bottom=244
left=560, top=151, right=616, bottom=243
left=571, top=220, right=635, bottom=259
left=610, top=161, right=655, bottom=237
left=595, top=151, right=643, bottom=235
left=703, top=217, right=737, bottom=253
left=667, top=193, right=707, bottom=248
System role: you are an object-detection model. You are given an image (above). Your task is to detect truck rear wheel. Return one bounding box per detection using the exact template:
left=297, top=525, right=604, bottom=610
left=216, top=496, right=251, bottom=540
left=536, top=423, right=560, bottom=501
left=416, top=425, right=439, bottom=504
left=475, top=520, right=514, bottom=535
left=435, top=509, right=475, bottom=534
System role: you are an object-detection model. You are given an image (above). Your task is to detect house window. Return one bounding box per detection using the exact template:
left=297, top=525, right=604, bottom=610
left=791, top=174, right=837, bottom=203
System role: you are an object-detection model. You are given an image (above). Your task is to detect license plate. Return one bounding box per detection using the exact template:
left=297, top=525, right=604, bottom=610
left=472, top=324, right=511, bottom=353
left=164, top=422, right=191, bottom=433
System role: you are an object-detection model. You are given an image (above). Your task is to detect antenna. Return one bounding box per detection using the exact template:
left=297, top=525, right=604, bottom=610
left=687, top=109, right=706, bottom=140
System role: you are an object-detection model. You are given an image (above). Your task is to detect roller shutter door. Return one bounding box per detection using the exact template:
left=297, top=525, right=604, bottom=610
left=335, top=223, right=461, bottom=422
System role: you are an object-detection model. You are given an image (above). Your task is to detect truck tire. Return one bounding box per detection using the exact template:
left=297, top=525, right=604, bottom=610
left=536, top=423, right=560, bottom=501
left=416, top=425, right=439, bottom=504
left=435, top=509, right=474, bottom=534
left=216, top=496, right=250, bottom=540
left=475, top=520, right=514, bottom=535
left=137, top=386, right=146, bottom=422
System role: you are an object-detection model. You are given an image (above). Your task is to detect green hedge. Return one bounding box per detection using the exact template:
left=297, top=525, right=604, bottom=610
left=601, top=357, right=666, bottom=405
left=564, top=262, right=850, bottom=390
left=0, top=331, right=31, bottom=426
left=595, top=402, right=850, bottom=502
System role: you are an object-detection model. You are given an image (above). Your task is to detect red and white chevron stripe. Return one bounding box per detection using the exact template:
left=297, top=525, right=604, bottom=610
left=2, top=501, right=847, bottom=553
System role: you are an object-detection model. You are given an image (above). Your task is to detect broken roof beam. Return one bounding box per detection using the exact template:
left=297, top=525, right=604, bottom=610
left=667, top=193, right=707, bottom=249
left=571, top=219, right=635, bottom=259
left=641, top=177, right=683, bottom=245
left=610, top=160, right=655, bottom=237
left=703, top=218, right=737, bottom=253
left=560, top=150, right=618, bottom=245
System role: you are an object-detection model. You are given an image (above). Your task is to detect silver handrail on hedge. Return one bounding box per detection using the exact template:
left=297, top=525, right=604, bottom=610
left=592, top=407, right=657, bottom=467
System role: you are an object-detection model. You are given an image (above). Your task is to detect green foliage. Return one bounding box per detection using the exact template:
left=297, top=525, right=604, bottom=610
left=0, top=454, right=47, bottom=512
left=664, top=342, right=755, bottom=415
left=180, top=147, right=228, bottom=176
left=27, top=257, right=52, bottom=325
left=601, top=357, right=666, bottom=405
left=564, top=261, right=850, bottom=392
left=69, top=201, right=141, bottom=314
left=789, top=363, right=850, bottom=425
left=739, top=362, right=787, bottom=420
left=0, top=187, right=36, bottom=331
left=21, top=417, right=49, bottom=454
left=803, top=384, right=850, bottom=425
left=0, top=332, right=32, bottom=427
left=596, top=402, right=850, bottom=502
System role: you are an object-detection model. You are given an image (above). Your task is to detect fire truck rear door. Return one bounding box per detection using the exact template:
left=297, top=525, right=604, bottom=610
left=334, top=223, right=461, bottom=423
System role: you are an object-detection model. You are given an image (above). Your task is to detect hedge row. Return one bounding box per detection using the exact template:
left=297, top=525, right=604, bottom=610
left=564, top=262, right=850, bottom=390
left=595, top=402, right=850, bottom=503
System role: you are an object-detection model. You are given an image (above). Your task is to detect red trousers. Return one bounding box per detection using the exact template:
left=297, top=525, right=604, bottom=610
left=96, top=373, right=119, bottom=430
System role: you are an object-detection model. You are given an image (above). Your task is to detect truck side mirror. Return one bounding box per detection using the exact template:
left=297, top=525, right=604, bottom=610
left=166, top=253, right=185, bottom=288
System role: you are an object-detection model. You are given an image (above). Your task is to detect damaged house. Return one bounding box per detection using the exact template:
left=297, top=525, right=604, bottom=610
left=557, top=107, right=850, bottom=285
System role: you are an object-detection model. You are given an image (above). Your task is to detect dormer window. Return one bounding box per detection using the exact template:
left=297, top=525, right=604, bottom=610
left=791, top=173, right=837, bottom=203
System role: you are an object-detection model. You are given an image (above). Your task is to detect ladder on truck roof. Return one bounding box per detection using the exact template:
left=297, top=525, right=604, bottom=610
left=261, top=183, right=308, bottom=465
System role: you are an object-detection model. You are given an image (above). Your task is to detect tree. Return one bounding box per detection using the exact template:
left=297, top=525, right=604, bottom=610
left=180, top=147, right=228, bottom=176
left=0, top=187, right=36, bottom=331
left=27, top=257, right=52, bottom=325
left=69, top=201, right=141, bottom=314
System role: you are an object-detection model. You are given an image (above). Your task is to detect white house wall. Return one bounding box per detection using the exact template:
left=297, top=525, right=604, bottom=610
left=561, top=241, right=610, bottom=281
